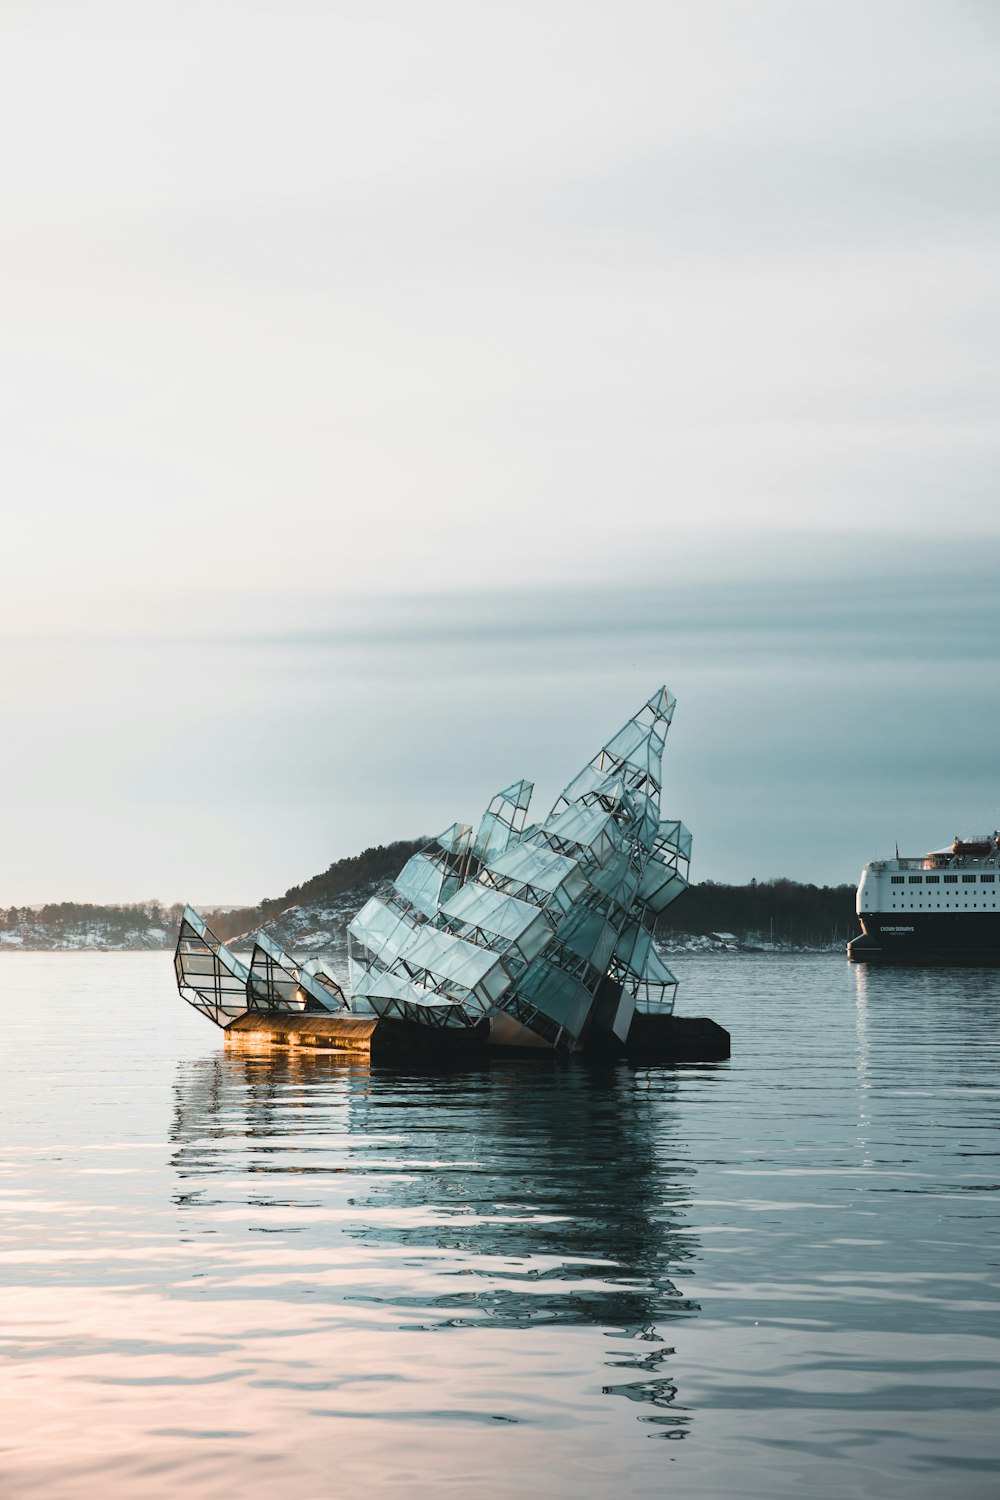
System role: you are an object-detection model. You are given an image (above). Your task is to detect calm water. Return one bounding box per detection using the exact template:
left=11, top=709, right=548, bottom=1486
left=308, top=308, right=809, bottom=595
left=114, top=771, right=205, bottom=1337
left=1, top=953, right=998, bottom=1499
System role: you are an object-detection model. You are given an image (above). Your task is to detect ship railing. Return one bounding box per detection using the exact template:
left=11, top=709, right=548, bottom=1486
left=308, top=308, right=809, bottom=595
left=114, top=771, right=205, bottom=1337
left=869, top=854, right=1000, bottom=872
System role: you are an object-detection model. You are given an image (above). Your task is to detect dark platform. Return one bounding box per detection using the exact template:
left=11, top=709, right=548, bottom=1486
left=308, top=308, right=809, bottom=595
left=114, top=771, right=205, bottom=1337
left=225, top=1009, right=730, bottom=1064
left=623, top=1013, right=730, bottom=1062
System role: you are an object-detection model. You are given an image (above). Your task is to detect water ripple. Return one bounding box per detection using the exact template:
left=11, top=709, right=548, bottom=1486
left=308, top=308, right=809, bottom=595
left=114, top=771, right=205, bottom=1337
left=0, top=952, right=998, bottom=1497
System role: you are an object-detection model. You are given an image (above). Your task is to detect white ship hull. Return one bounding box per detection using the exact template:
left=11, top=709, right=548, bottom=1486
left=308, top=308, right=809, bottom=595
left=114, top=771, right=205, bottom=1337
left=849, top=837, right=1000, bottom=964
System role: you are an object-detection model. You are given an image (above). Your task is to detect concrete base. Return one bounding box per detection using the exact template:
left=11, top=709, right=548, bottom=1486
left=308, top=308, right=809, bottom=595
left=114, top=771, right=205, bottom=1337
left=225, top=1009, right=730, bottom=1064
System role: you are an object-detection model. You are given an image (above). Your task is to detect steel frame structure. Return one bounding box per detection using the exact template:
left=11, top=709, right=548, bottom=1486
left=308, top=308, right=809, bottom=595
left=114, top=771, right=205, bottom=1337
left=175, top=689, right=691, bottom=1049
left=175, top=906, right=347, bottom=1029
left=348, top=687, right=691, bottom=1052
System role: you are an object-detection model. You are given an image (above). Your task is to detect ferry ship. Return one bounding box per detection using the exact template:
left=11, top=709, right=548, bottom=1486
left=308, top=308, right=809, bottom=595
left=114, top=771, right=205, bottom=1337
left=848, top=833, right=1000, bottom=964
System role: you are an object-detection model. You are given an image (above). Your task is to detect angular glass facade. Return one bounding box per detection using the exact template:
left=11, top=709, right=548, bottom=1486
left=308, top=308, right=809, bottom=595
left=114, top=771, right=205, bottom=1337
left=175, top=905, right=347, bottom=1027
left=174, top=907, right=251, bottom=1028
left=348, top=687, right=691, bottom=1052
left=175, top=687, right=691, bottom=1050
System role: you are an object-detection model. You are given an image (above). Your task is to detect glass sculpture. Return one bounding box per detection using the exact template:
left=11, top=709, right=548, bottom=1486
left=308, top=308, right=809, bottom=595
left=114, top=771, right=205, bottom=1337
left=175, top=688, right=691, bottom=1053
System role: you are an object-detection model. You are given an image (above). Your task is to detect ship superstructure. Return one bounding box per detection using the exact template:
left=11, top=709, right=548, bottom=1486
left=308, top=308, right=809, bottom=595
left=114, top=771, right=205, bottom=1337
left=848, top=833, right=1000, bottom=963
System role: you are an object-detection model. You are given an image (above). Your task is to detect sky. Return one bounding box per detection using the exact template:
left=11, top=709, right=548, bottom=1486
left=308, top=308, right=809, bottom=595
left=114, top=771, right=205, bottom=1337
left=0, top=0, right=998, bottom=903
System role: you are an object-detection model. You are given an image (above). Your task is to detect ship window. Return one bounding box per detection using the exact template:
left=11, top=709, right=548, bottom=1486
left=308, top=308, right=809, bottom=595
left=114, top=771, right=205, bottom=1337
left=926, top=875, right=939, bottom=884
left=944, top=875, right=958, bottom=883
left=908, top=875, right=922, bottom=884
left=962, top=874, right=976, bottom=883
left=890, top=876, right=904, bottom=885
left=981, top=875, right=995, bottom=884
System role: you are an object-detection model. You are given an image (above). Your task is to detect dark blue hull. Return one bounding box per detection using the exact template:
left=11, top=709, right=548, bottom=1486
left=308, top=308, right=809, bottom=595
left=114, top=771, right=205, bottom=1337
left=849, top=911, right=1000, bottom=964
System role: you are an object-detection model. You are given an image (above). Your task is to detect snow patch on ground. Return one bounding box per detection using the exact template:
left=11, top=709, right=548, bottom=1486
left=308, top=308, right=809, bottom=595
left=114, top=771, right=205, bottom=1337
left=1, top=880, right=845, bottom=956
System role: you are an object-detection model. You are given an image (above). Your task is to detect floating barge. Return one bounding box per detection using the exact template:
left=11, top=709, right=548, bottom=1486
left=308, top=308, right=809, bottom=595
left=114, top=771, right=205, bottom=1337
left=175, top=687, right=730, bottom=1065
left=223, top=1008, right=730, bottom=1064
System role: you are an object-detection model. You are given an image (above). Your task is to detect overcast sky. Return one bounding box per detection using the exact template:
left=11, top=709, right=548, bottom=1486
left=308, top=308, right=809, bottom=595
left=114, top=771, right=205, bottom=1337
left=1, top=1, right=998, bottom=903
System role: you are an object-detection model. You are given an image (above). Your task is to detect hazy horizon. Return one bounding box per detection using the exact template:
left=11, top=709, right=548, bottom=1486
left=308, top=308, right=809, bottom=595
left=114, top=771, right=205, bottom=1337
left=6, top=531, right=1000, bottom=906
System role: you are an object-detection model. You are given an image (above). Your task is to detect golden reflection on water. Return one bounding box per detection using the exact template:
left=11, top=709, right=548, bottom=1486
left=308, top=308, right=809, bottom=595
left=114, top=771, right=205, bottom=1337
left=2, top=1034, right=701, bottom=1497
left=3, top=952, right=1000, bottom=1499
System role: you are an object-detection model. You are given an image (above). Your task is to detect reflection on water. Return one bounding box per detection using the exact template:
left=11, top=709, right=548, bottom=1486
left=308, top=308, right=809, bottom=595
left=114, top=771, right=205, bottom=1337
left=170, top=1051, right=704, bottom=1435
left=1, top=951, right=999, bottom=1499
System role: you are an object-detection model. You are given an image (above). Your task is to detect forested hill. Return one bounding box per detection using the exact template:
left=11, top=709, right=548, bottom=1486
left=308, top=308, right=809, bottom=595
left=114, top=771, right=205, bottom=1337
left=208, top=838, right=426, bottom=943
left=211, top=848, right=856, bottom=952
left=0, top=848, right=857, bottom=952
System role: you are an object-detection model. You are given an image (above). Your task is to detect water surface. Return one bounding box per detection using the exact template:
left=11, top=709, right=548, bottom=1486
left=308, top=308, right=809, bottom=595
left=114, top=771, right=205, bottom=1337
left=1, top=953, right=998, bottom=1497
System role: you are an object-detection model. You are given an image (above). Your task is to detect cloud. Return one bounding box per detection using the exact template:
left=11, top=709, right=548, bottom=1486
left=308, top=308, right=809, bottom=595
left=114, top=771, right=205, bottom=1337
left=2, top=533, right=998, bottom=900
left=0, top=2, right=998, bottom=896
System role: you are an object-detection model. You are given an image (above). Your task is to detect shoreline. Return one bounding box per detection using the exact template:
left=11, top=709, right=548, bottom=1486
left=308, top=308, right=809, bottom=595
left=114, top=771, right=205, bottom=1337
left=0, top=937, right=850, bottom=957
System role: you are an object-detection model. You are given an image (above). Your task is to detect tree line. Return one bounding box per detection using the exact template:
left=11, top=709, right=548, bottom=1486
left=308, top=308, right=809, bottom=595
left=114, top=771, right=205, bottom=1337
left=656, top=878, right=857, bottom=947
left=1, top=859, right=859, bottom=950
left=1, top=900, right=186, bottom=936
left=210, top=843, right=856, bottom=949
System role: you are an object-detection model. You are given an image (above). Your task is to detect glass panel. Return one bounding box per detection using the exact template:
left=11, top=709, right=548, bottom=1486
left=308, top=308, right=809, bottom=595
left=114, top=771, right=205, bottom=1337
left=395, top=853, right=448, bottom=918
left=434, top=822, right=473, bottom=856
left=638, top=860, right=688, bottom=913
left=487, top=841, right=582, bottom=895
left=248, top=933, right=302, bottom=1010
left=349, top=896, right=411, bottom=964
left=440, top=882, right=544, bottom=941
left=472, top=779, right=534, bottom=862
left=299, top=957, right=348, bottom=1011
left=174, top=907, right=249, bottom=1028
